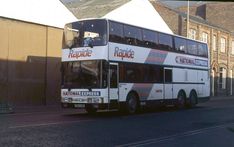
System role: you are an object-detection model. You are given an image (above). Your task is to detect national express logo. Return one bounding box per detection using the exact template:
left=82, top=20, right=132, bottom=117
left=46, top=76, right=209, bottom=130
left=175, top=56, right=208, bottom=67
left=114, top=47, right=134, bottom=60
left=68, top=49, right=92, bottom=59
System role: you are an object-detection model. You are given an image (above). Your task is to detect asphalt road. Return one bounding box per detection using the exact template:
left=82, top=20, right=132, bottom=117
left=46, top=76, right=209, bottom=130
left=1, top=97, right=234, bottom=147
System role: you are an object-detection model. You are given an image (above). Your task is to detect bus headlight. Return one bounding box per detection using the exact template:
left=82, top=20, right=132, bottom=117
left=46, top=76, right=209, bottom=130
left=92, top=98, right=100, bottom=103
left=87, top=97, right=103, bottom=103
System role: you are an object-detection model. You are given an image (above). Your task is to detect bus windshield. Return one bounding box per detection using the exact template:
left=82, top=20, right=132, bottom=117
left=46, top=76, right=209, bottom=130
left=63, top=19, right=107, bottom=48
left=61, top=60, right=107, bottom=89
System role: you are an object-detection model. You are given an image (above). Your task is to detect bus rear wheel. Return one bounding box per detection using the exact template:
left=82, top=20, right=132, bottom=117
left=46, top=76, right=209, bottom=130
left=126, top=92, right=139, bottom=114
left=85, top=104, right=97, bottom=114
left=176, top=91, right=186, bottom=109
left=189, top=91, right=197, bottom=108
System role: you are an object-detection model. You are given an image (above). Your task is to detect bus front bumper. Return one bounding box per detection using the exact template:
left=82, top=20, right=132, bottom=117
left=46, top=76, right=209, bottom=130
left=61, top=102, right=108, bottom=110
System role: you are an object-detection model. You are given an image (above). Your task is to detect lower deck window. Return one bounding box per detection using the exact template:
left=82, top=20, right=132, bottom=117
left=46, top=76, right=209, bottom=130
left=119, top=62, right=164, bottom=83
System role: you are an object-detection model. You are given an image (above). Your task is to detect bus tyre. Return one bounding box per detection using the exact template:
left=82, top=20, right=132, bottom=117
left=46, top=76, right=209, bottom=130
left=189, top=91, right=197, bottom=108
left=176, top=91, right=186, bottom=109
left=85, top=104, right=97, bottom=114
left=126, top=93, right=139, bottom=114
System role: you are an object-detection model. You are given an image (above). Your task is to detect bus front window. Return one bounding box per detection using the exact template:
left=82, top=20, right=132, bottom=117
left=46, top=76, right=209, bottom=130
left=63, top=20, right=107, bottom=49
left=62, top=60, right=107, bottom=89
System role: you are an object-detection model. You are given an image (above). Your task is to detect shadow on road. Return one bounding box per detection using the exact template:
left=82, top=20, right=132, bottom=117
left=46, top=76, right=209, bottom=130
left=62, top=105, right=205, bottom=119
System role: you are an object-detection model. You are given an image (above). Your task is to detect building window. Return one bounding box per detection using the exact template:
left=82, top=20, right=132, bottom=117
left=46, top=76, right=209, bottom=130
left=220, top=37, right=226, bottom=53
left=213, top=35, right=216, bottom=51
left=189, top=29, right=196, bottom=40
left=219, top=67, right=226, bottom=89
left=232, top=41, right=234, bottom=55
left=201, top=32, right=208, bottom=43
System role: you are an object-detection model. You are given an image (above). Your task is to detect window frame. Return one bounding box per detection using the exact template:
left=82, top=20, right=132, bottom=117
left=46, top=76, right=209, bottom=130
left=220, top=37, right=226, bottom=53
left=213, top=35, right=217, bottom=51
left=189, top=29, right=196, bottom=40
left=231, top=40, right=234, bottom=55
left=201, top=32, right=208, bottom=43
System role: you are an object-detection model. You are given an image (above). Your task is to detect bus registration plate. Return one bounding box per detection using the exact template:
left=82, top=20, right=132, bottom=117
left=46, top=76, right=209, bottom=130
left=74, top=104, right=85, bottom=108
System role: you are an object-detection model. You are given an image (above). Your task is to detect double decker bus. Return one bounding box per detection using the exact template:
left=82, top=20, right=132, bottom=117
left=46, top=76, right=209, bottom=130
left=61, top=18, right=210, bottom=114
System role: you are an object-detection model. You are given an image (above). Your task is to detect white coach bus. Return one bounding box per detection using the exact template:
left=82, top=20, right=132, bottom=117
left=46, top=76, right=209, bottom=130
left=61, top=18, right=210, bottom=114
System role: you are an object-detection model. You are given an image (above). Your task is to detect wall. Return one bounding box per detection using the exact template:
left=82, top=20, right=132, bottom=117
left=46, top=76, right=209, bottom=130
left=151, top=2, right=181, bottom=35
left=153, top=1, right=234, bottom=96
left=0, top=17, right=63, bottom=107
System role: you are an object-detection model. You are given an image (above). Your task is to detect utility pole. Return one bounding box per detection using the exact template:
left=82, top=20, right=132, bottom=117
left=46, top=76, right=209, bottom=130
left=187, top=0, right=190, bottom=38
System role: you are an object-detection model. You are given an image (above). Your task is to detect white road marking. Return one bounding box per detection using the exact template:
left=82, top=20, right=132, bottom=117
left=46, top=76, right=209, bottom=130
left=9, top=119, right=93, bottom=129
left=116, top=122, right=234, bottom=147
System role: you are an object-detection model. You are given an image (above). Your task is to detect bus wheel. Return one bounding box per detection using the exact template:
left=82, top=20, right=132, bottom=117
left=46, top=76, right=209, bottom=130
left=126, top=92, right=139, bottom=114
left=85, top=104, right=97, bottom=114
left=176, top=91, right=186, bottom=109
left=189, top=91, right=197, bottom=108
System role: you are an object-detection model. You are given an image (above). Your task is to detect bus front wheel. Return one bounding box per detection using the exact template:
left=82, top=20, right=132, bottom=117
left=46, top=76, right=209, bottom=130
left=126, top=92, right=139, bottom=114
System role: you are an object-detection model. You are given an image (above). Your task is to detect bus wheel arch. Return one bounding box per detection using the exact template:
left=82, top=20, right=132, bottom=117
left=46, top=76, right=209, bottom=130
left=189, top=90, right=198, bottom=107
left=176, top=90, right=186, bottom=109
left=85, top=104, right=97, bottom=114
left=125, top=91, right=140, bottom=114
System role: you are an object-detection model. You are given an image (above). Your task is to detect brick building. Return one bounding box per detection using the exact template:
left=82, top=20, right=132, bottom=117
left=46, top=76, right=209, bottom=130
left=152, top=1, right=234, bottom=96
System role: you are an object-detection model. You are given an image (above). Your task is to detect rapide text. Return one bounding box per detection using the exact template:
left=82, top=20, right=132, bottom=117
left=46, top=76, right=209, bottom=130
left=68, top=49, right=92, bottom=59
left=114, top=47, right=134, bottom=60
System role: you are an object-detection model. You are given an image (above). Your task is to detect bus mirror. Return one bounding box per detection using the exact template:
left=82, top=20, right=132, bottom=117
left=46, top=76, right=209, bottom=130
left=66, top=40, right=73, bottom=49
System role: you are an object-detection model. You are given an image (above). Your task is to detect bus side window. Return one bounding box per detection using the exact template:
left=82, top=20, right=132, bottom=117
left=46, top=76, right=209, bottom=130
left=198, top=43, right=208, bottom=57
left=158, top=33, right=173, bottom=50
left=124, top=25, right=142, bottom=46
left=109, top=21, right=124, bottom=43
left=142, top=29, right=158, bottom=49
left=187, top=40, right=198, bottom=56
left=110, top=65, right=117, bottom=88
left=164, top=69, right=172, bottom=83
left=174, top=37, right=187, bottom=53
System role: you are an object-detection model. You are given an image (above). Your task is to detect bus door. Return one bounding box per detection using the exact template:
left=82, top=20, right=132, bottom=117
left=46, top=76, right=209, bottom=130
left=164, top=68, right=173, bottom=100
left=109, top=63, right=119, bottom=101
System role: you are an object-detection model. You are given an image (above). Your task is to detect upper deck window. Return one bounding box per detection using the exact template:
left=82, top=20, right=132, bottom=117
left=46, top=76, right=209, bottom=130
left=174, top=37, right=187, bottom=53
left=142, top=29, right=158, bottom=49
left=63, top=19, right=107, bottom=49
left=124, top=25, right=142, bottom=46
left=198, top=43, right=208, bottom=57
left=109, top=21, right=124, bottom=43
left=158, top=33, right=173, bottom=50
left=187, top=40, right=198, bottom=55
